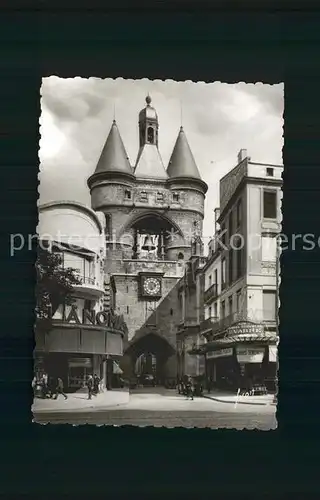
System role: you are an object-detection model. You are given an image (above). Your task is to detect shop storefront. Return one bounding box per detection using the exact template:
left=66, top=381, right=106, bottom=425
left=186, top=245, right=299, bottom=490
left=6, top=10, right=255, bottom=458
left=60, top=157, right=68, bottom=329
left=202, top=320, right=278, bottom=392
left=205, top=342, right=278, bottom=393
left=68, top=357, right=97, bottom=389
left=206, top=348, right=234, bottom=390
left=34, top=317, right=125, bottom=392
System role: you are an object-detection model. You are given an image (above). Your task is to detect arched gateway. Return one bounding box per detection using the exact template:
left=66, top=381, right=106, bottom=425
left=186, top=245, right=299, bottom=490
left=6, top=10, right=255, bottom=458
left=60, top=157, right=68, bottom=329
left=122, top=333, right=176, bottom=385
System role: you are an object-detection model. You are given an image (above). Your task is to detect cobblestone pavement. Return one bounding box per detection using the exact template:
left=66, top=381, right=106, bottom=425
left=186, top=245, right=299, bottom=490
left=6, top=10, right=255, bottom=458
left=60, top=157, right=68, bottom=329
left=35, top=409, right=276, bottom=429
left=34, top=388, right=276, bottom=429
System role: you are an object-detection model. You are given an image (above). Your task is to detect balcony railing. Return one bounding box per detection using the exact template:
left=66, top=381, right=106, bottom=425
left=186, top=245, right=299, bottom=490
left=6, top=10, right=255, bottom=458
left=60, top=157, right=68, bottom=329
left=204, top=283, right=218, bottom=303
left=200, top=312, right=266, bottom=338
left=188, top=340, right=207, bottom=354
left=76, top=275, right=96, bottom=285
left=177, top=317, right=199, bottom=330
left=199, top=316, right=219, bottom=334
left=72, top=274, right=104, bottom=297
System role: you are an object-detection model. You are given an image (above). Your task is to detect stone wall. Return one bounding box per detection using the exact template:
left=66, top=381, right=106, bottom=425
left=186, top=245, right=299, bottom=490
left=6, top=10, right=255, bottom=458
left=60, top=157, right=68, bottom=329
left=114, top=274, right=181, bottom=347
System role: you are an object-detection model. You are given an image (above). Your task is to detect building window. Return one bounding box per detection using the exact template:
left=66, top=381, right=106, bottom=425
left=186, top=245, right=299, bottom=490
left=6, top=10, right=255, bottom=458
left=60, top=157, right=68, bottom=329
left=228, top=296, right=233, bottom=315
left=221, top=258, right=226, bottom=289
left=236, top=290, right=242, bottom=312
left=84, top=299, right=93, bottom=311
left=262, top=235, right=277, bottom=262
left=228, top=211, right=233, bottom=241
left=220, top=223, right=226, bottom=247
left=156, top=192, right=164, bottom=202
left=236, top=246, right=244, bottom=280
left=236, top=199, right=242, bottom=228
left=172, top=193, right=179, bottom=202
left=178, top=252, right=184, bottom=260
left=140, top=191, right=148, bottom=202
left=214, top=269, right=218, bottom=287
left=170, top=308, right=173, bottom=316
left=263, top=291, right=276, bottom=321
left=221, top=301, right=225, bottom=319
left=209, top=275, right=212, bottom=287
left=127, top=306, right=130, bottom=315
left=105, top=214, right=112, bottom=240
left=124, top=189, right=132, bottom=200
left=208, top=306, right=212, bottom=318
left=213, top=302, right=218, bottom=318
left=228, top=249, right=233, bottom=285
left=147, top=127, right=154, bottom=143
left=263, top=190, right=277, bottom=219
left=266, top=167, right=274, bottom=177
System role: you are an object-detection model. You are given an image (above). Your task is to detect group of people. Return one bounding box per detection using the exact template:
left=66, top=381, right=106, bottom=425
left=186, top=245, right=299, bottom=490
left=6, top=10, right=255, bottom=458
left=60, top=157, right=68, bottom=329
left=86, top=374, right=101, bottom=400
left=177, top=376, right=204, bottom=400
left=32, top=373, right=68, bottom=400
left=32, top=372, right=102, bottom=401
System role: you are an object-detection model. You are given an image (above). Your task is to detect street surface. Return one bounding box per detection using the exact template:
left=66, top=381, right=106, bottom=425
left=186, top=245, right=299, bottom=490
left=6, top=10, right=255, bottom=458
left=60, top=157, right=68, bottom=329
left=34, top=387, right=277, bottom=429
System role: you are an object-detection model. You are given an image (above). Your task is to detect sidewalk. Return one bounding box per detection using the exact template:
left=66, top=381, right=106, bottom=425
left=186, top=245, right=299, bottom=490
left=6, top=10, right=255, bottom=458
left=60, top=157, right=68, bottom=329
left=203, top=390, right=276, bottom=406
left=32, top=388, right=129, bottom=414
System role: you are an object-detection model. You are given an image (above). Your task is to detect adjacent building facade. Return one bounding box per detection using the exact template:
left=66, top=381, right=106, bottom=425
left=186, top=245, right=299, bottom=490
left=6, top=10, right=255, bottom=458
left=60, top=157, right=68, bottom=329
left=189, top=149, right=282, bottom=392
left=176, top=251, right=207, bottom=379
left=35, top=201, right=126, bottom=391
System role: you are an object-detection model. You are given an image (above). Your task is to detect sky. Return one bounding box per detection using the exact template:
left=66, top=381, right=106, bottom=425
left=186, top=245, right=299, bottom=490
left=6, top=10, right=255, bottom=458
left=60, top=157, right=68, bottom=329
left=39, top=77, right=283, bottom=248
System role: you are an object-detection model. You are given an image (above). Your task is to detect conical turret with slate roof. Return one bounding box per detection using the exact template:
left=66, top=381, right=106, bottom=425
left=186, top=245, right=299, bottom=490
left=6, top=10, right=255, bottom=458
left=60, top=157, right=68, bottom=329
left=92, top=120, right=134, bottom=178
left=87, top=119, right=135, bottom=212
left=167, top=126, right=207, bottom=194
left=167, top=126, right=202, bottom=180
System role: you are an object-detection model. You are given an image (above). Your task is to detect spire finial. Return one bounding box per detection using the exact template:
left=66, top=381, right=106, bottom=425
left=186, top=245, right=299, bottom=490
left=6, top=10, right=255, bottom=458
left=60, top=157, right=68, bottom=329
left=113, top=102, right=116, bottom=123
left=146, top=94, right=151, bottom=105
left=180, top=100, right=183, bottom=129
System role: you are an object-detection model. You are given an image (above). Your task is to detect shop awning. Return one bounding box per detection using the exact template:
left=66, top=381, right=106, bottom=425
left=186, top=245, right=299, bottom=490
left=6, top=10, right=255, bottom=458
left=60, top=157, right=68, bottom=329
left=68, top=357, right=92, bottom=368
left=113, top=361, right=123, bottom=374
left=205, top=332, right=278, bottom=350
left=269, top=345, right=278, bottom=362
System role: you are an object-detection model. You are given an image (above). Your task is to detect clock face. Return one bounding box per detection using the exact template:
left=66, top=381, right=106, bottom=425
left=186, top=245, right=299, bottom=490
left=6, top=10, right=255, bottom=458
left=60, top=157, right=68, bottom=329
left=143, top=277, right=161, bottom=296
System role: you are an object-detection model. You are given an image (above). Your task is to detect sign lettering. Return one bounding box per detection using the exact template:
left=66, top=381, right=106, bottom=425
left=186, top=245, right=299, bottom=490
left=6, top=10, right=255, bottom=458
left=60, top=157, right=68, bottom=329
left=236, top=345, right=265, bottom=364
left=65, top=306, right=127, bottom=333
left=206, top=348, right=233, bottom=359
left=227, top=322, right=264, bottom=336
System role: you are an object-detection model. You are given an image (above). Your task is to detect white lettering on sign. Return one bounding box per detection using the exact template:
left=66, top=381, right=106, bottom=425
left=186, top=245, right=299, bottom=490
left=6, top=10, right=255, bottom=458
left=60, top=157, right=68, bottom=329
left=206, top=348, right=233, bottom=360
left=228, top=324, right=264, bottom=336
left=236, top=346, right=265, bottom=364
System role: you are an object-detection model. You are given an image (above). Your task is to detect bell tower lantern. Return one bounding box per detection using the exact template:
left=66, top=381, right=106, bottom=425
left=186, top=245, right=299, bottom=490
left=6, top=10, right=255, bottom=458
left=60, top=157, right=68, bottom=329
left=138, top=95, right=159, bottom=148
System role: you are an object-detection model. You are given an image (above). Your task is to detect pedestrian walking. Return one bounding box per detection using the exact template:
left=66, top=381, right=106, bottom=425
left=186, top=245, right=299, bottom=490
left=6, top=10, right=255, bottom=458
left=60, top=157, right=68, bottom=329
left=48, top=376, right=55, bottom=398
left=185, top=376, right=194, bottom=400
left=87, top=374, right=93, bottom=400
left=40, top=373, right=49, bottom=399
left=207, top=378, right=211, bottom=394
left=32, top=375, right=37, bottom=397
left=53, top=377, right=68, bottom=400
left=93, top=374, right=100, bottom=396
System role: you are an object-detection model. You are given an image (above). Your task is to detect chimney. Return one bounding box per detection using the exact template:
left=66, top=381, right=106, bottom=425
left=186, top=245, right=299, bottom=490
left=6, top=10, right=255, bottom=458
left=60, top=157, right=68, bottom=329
left=238, top=149, right=248, bottom=164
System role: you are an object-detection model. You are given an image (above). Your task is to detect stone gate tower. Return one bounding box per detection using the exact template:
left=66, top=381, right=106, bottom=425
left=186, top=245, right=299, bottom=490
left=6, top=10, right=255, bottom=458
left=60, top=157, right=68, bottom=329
left=87, top=96, right=207, bottom=382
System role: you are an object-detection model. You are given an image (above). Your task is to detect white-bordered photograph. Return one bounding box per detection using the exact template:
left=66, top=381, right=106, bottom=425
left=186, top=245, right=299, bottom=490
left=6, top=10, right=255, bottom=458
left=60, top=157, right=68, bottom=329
left=32, top=77, right=283, bottom=428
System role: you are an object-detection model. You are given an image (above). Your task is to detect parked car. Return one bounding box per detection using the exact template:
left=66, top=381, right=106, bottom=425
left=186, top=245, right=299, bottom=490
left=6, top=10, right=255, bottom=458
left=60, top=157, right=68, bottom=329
left=129, top=378, right=138, bottom=389
left=139, top=374, right=155, bottom=386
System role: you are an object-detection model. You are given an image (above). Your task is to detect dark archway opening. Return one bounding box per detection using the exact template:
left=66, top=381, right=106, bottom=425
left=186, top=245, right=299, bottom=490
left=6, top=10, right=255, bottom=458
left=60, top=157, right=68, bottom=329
left=124, top=333, right=176, bottom=387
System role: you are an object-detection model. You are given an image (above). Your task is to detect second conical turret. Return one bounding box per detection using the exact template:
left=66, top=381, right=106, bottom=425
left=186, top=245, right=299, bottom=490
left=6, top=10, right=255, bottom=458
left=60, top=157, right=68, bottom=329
left=167, top=126, right=202, bottom=180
